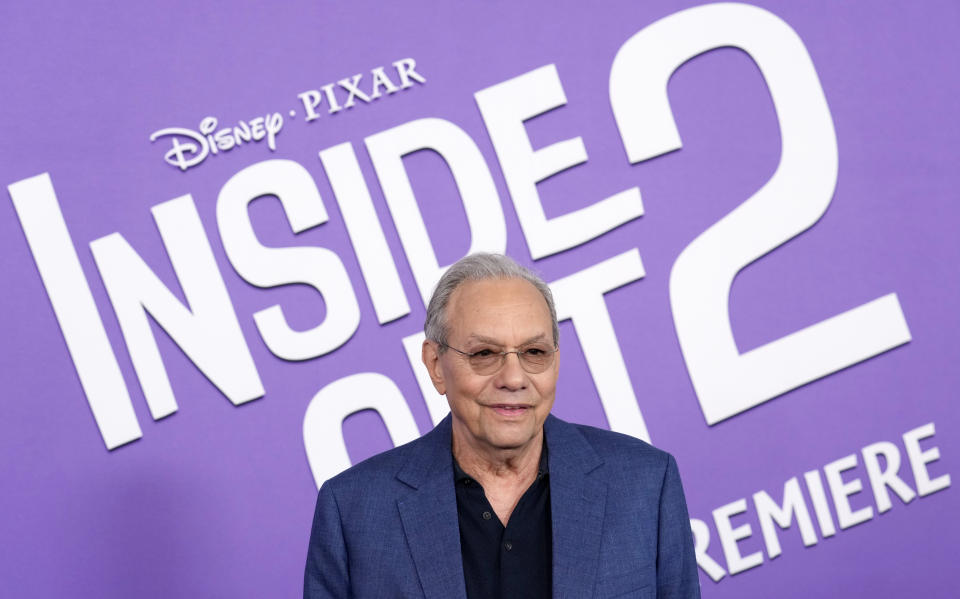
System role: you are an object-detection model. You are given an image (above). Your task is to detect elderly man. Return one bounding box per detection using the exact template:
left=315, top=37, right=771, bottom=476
left=304, top=253, right=700, bottom=598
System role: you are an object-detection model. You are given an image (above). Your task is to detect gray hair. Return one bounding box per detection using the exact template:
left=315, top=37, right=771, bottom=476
left=424, top=253, right=558, bottom=350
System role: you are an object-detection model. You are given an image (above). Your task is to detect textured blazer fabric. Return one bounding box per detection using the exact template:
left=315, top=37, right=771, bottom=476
left=304, top=414, right=701, bottom=599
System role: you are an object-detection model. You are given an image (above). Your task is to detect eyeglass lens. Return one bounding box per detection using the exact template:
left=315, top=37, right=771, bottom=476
left=468, top=347, right=555, bottom=375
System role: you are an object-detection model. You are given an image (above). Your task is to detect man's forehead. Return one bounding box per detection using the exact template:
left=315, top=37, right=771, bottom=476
left=446, top=278, right=551, bottom=329
left=448, top=277, right=546, bottom=310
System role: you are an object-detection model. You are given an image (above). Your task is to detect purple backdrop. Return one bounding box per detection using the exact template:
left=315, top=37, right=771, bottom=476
left=2, top=1, right=957, bottom=597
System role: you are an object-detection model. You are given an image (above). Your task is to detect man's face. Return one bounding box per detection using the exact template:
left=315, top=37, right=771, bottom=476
left=423, top=277, right=559, bottom=457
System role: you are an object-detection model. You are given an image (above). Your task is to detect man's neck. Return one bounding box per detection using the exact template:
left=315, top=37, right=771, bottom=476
left=452, top=429, right=545, bottom=525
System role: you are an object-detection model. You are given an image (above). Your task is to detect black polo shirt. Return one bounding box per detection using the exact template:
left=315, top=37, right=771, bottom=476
left=453, top=447, right=552, bottom=599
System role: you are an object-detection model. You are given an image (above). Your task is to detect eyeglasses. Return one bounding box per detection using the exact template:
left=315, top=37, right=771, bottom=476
left=441, top=343, right=558, bottom=375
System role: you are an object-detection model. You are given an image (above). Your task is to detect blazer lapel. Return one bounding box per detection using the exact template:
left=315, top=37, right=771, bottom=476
left=546, top=416, right=607, bottom=599
left=396, top=417, right=467, bottom=599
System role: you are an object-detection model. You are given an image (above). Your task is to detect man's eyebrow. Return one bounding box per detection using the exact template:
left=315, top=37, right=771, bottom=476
left=465, top=333, right=548, bottom=346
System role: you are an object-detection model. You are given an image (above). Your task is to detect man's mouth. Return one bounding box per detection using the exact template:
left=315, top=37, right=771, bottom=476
left=491, top=404, right=530, bottom=416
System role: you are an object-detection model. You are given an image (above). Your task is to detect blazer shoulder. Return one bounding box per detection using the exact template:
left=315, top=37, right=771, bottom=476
left=322, top=417, right=451, bottom=494
left=568, top=421, right=674, bottom=471
left=323, top=433, right=423, bottom=491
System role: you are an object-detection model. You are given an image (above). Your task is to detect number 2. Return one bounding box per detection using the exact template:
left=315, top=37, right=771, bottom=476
left=609, top=3, right=911, bottom=424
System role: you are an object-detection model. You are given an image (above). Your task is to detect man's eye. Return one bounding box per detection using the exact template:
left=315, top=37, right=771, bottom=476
left=471, top=349, right=496, bottom=357
left=523, top=347, right=548, bottom=356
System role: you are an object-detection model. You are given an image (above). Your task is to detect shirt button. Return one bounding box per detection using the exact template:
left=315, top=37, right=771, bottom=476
left=504, top=541, right=513, bottom=551
left=482, top=511, right=492, bottom=520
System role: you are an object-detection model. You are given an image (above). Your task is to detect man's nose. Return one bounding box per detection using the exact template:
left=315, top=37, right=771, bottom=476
left=495, top=351, right=527, bottom=390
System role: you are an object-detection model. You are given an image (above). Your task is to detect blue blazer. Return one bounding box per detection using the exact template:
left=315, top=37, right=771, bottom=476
left=304, top=415, right=700, bottom=598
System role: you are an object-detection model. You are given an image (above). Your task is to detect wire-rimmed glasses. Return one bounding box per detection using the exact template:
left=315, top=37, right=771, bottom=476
left=441, top=343, right=558, bottom=375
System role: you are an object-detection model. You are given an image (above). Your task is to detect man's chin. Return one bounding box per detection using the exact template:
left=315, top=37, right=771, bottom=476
left=482, top=428, right=542, bottom=453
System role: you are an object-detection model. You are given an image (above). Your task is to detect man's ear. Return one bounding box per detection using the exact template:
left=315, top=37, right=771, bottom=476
left=421, top=340, right=446, bottom=395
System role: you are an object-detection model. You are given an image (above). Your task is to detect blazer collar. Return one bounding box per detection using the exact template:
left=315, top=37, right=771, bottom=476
left=395, top=416, right=468, bottom=599
left=395, top=414, right=608, bottom=599
left=545, top=415, right=607, bottom=598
